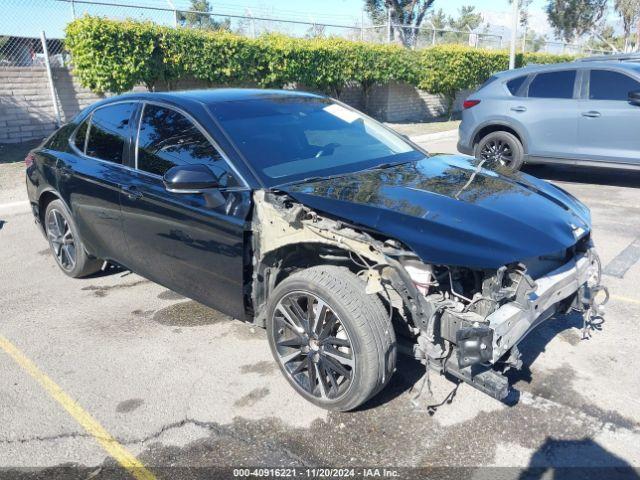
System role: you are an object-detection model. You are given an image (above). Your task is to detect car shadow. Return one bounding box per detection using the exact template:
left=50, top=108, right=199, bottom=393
left=356, top=352, right=427, bottom=411
left=507, top=311, right=586, bottom=386
left=518, top=437, right=640, bottom=480
left=523, top=164, right=640, bottom=188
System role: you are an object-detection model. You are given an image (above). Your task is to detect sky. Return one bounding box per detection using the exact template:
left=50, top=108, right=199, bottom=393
left=0, top=0, right=617, bottom=41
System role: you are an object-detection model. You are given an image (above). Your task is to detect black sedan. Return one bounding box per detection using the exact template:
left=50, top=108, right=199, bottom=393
left=26, top=89, right=606, bottom=410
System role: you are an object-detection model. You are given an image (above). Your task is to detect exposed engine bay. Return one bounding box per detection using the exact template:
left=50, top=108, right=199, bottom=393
left=249, top=190, right=608, bottom=401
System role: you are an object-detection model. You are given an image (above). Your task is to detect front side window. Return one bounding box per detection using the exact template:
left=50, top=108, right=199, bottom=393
left=528, top=70, right=576, bottom=99
left=210, top=97, right=420, bottom=187
left=589, top=69, right=640, bottom=101
left=136, top=104, right=239, bottom=188
left=86, top=103, right=135, bottom=163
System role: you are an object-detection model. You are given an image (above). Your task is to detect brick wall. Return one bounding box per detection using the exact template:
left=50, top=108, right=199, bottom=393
left=0, top=68, right=463, bottom=144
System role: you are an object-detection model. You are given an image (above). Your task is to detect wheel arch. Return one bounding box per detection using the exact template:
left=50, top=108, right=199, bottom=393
left=38, top=189, right=63, bottom=227
left=472, top=121, right=528, bottom=154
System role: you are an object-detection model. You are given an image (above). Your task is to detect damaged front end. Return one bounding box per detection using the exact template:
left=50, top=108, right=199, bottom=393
left=250, top=190, right=608, bottom=402
left=409, top=242, right=608, bottom=400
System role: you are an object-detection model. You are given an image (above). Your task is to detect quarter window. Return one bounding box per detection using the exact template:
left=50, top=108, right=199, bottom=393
left=136, top=104, right=239, bottom=187
left=506, top=75, right=527, bottom=96
left=86, top=103, right=135, bottom=163
left=528, top=70, right=576, bottom=99
left=589, top=70, right=640, bottom=101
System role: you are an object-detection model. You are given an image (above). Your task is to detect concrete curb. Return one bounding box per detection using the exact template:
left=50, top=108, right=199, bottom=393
left=409, top=128, right=458, bottom=144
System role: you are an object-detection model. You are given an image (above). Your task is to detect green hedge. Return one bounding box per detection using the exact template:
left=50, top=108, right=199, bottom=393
left=65, top=17, right=575, bottom=113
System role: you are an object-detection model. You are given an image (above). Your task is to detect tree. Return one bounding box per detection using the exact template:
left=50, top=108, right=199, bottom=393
left=614, top=0, right=640, bottom=50
left=448, top=5, right=484, bottom=31
left=178, top=0, right=230, bottom=31
left=545, top=0, right=608, bottom=43
left=364, top=0, right=436, bottom=47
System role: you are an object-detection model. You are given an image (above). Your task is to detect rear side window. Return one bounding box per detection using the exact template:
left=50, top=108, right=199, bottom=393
left=506, top=75, right=527, bottom=95
left=528, top=70, right=576, bottom=99
left=136, top=104, right=239, bottom=187
left=589, top=70, right=640, bottom=100
left=86, top=103, right=135, bottom=163
left=73, top=120, right=88, bottom=152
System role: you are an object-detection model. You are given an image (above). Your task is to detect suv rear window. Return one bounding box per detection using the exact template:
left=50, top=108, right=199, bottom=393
left=86, top=103, right=135, bottom=163
left=528, top=70, right=576, bottom=99
left=506, top=75, right=527, bottom=95
left=590, top=69, right=640, bottom=100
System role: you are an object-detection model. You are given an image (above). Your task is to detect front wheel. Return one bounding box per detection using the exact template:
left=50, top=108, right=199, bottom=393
left=266, top=265, right=396, bottom=411
left=474, top=131, right=524, bottom=171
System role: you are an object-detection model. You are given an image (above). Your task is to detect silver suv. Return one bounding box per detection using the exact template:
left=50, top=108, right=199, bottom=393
left=457, top=61, right=640, bottom=171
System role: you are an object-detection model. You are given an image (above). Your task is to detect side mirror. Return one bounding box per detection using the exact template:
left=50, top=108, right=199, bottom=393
left=629, top=90, right=640, bottom=106
left=163, top=164, right=219, bottom=193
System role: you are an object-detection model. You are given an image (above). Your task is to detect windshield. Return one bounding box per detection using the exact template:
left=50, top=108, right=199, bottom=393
left=209, top=95, right=424, bottom=187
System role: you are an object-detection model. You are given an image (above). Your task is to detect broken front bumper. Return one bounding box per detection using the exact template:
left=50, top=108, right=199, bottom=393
left=444, top=249, right=606, bottom=400
left=486, top=249, right=603, bottom=363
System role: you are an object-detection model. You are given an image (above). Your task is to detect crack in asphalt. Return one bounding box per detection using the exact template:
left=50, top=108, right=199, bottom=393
left=0, top=418, right=311, bottom=467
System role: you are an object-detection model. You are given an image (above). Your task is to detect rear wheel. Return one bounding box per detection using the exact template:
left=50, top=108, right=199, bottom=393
left=44, top=199, right=102, bottom=278
left=266, top=265, right=396, bottom=411
left=475, top=131, right=524, bottom=171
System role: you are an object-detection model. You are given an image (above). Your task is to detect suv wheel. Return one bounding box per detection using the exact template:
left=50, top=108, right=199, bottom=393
left=44, top=199, right=102, bottom=278
left=475, top=131, right=524, bottom=171
left=266, top=265, right=396, bottom=411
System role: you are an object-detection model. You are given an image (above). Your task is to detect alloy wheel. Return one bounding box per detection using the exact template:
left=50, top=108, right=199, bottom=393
left=272, top=291, right=355, bottom=401
left=480, top=138, right=514, bottom=167
left=46, top=209, right=76, bottom=271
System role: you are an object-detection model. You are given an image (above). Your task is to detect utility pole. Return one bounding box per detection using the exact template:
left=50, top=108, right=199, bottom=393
left=509, top=0, right=519, bottom=70
left=70, top=0, right=76, bottom=19
left=166, top=0, right=178, bottom=28
left=637, top=18, right=640, bottom=52
left=387, top=6, right=392, bottom=43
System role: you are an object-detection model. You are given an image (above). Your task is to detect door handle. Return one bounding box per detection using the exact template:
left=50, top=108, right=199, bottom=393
left=122, top=185, right=143, bottom=200
left=510, top=106, right=527, bottom=112
left=582, top=111, right=601, bottom=118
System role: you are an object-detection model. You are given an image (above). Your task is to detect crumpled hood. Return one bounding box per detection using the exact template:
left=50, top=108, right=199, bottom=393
left=279, top=155, right=591, bottom=269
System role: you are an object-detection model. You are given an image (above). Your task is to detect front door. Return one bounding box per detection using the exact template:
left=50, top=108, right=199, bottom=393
left=119, top=103, right=251, bottom=319
left=577, top=68, right=640, bottom=166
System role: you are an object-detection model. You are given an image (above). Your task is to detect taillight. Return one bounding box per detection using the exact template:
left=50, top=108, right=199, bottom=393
left=463, top=99, right=481, bottom=109
left=25, top=152, right=35, bottom=167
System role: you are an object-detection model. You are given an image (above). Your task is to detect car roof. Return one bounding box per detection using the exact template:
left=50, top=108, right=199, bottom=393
left=97, top=88, right=326, bottom=110
left=493, top=60, right=640, bottom=78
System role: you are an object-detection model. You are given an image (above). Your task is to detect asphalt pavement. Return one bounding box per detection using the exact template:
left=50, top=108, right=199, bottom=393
left=1, top=131, right=640, bottom=478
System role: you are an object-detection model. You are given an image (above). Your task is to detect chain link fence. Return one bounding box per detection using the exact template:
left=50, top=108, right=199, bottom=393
left=1, top=0, right=507, bottom=68
left=1, top=0, right=617, bottom=69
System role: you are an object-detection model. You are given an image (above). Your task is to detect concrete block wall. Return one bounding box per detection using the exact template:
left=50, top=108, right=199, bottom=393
left=1, top=68, right=464, bottom=144
left=368, top=82, right=468, bottom=122
left=0, top=67, right=105, bottom=143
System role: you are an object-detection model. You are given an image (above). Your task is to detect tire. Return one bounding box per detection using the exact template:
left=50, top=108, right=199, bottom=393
left=474, top=130, right=525, bottom=171
left=266, top=265, right=396, bottom=411
left=44, top=199, right=102, bottom=278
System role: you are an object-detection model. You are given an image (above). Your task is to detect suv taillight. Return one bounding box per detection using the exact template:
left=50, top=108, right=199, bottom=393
left=25, top=153, right=35, bottom=167
left=463, top=99, right=481, bottom=109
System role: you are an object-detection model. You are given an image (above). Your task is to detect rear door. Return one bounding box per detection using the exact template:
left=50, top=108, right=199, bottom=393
left=119, top=102, right=251, bottom=319
left=577, top=68, right=640, bottom=166
left=518, top=69, right=580, bottom=162
left=60, top=102, right=136, bottom=263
